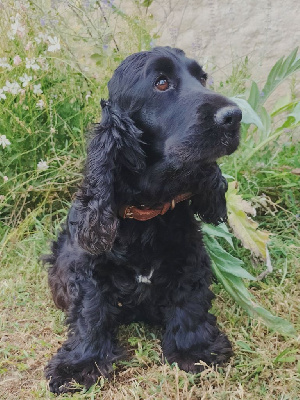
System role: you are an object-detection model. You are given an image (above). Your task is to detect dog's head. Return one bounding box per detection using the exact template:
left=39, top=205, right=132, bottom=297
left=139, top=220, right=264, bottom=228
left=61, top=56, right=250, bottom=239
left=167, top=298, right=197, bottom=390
left=74, top=47, right=241, bottom=254
left=108, top=46, right=241, bottom=172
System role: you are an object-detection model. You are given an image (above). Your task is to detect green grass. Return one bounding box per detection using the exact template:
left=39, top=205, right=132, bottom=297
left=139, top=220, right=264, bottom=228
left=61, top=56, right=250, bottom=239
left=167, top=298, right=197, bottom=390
left=0, top=230, right=299, bottom=399
left=0, top=1, right=299, bottom=399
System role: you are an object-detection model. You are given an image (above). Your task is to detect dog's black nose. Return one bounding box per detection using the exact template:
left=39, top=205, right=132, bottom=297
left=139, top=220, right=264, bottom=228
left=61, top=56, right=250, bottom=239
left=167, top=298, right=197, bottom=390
left=214, top=106, right=242, bottom=127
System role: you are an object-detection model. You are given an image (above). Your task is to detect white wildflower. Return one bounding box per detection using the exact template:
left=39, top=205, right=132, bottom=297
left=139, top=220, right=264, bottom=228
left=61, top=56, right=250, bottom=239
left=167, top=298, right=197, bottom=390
left=37, top=159, right=49, bottom=170
left=50, top=127, right=56, bottom=134
left=19, top=73, right=32, bottom=87
left=47, top=36, right=61, bottom=52
left=35, top=32, right=48, bottom=44
left=0, top=135, right=11, bottom=149
left=9, top=13, right=25, bottom=39
left=0, top=88, right=6, bottom=100
left=3, top=80, right=21, bottom=95
left=0, top=57, right=12, bottom=70
left=36, top=99, right=45, bottom=109
left=33, top=84, right=43, bottom=95
left=0, top=58, right=7, bottom=66
left=3, top=176, right=8, bottom=182
left=25, top=57, right=40, bottom=70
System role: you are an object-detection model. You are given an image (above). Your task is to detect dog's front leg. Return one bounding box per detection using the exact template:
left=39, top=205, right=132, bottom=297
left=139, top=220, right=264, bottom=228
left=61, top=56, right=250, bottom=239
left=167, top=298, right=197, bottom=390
left=161, top=258, right=233, bottom=372
left=45, top=278, right=123, bottom=394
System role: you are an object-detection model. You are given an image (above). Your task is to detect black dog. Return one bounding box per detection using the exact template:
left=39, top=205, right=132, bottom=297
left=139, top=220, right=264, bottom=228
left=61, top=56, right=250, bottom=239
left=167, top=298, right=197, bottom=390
left=44, top=46, right=241, bottom=394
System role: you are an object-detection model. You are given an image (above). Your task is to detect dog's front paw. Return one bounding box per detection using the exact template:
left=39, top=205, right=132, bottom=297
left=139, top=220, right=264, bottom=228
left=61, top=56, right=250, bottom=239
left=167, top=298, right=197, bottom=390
left=45, top=358, right=113, bottom=394
left=167, top=355, right=206, bottom=373
left=164, top=333, right=233, bottom=373
left=203, top=332, right=233, bottom=365
left=47, top=375, right=75, bottom=395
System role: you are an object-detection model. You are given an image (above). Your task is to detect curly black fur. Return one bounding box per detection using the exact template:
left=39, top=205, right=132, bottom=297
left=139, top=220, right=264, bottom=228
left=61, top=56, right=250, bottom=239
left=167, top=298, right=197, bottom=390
left=44, top=46, right=241, bottom=394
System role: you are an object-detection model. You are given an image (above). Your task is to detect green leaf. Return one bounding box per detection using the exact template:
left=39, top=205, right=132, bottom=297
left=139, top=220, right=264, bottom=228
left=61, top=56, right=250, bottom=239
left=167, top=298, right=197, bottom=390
left=222, top=173, right=235, bottom=180
left=236, top=340, right=256, bottom=353
left=241, top=118, right=300, bottom=164
left=141, top=0, right=154, bottom=6
left=271, top=100, right=297, bottom=117
left=204, top=235, right=256, bottom=280
left=230, top=97, right=264, bottom=130
left=203, top=227, right=296, bottom=337
left=274, top=348, right=298, bottom=364
left=209, top=256, right=297, bottom=337
left=202, top=223, right=233, bottom=247
left=260, top=106, right=271, bottom=138
left=289, top=102, right=300, bottom=123
left=260, top=48, right=300, bottom=106
left=271, top=94, right=291, bottom=115
left=247, top=81, right=261, bottom=111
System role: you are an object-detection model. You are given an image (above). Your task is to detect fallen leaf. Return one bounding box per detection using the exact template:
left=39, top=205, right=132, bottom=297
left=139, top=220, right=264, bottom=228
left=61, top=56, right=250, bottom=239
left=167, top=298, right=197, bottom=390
left=226, top=181, right=270, bottom=262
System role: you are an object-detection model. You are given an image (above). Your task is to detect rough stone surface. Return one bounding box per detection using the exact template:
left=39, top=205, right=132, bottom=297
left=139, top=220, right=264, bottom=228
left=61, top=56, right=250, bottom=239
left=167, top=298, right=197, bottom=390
left=146, top=0, right=300, bottom=84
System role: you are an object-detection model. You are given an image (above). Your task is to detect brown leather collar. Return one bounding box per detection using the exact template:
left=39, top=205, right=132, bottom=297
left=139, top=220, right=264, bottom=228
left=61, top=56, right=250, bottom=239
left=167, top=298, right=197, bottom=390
left=119, top=192, right=193, bottom=221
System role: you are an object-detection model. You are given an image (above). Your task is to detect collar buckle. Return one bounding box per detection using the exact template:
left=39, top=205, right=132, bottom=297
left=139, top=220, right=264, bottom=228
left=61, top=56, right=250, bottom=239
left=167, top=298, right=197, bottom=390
left=124, top=205, right=134, bottom=218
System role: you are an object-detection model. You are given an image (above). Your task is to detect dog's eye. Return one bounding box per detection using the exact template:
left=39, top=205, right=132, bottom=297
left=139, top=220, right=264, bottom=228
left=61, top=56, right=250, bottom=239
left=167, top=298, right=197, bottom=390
left=155, top=76, right=169, bottom=91
left=200, top=74, right=207, bottom=87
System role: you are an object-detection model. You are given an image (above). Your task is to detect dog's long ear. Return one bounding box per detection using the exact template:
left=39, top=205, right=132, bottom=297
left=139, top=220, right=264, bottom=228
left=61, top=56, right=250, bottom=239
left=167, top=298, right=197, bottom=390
left=190, top=163, right=228, bottom=225
left=72, top=101, right=145, bottom=255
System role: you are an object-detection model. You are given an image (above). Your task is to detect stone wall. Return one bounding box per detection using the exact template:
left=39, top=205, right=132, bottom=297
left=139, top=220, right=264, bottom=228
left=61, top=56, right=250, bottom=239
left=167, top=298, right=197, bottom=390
left=145, top=0, right=299, bottom=85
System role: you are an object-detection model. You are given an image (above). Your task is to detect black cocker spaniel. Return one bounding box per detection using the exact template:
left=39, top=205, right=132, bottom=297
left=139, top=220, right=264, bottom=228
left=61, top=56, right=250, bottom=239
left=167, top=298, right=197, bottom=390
left=44, top=46, right=242, bottom=394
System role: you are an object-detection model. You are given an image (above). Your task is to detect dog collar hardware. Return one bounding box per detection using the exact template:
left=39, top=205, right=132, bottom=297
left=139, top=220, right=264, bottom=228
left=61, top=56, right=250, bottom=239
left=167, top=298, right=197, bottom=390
left=137, top=268, right=154, bottom=284
left=119, top=192, right=193, bottom=221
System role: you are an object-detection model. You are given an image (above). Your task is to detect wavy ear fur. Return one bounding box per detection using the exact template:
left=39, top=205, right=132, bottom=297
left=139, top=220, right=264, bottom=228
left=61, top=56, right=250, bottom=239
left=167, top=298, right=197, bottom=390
left=190, top=163, right=228, bottom=225
left=72, top=103, right=145, bottom=255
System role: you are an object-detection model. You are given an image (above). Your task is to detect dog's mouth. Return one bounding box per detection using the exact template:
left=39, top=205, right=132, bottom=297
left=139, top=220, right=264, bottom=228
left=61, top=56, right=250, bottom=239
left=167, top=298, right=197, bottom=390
left=218, top=125, right=241, bottom=156
left=164, top=122, right=240, bottom=167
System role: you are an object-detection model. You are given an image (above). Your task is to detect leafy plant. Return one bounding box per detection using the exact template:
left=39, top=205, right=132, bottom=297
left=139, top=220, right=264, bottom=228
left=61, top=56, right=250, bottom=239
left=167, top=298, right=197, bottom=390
left=202, top=49, right=300, bottom=336
left=231, top=47, right=300, bottom=166
left=203, top=223, right=296, bottom=337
